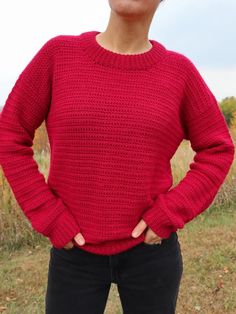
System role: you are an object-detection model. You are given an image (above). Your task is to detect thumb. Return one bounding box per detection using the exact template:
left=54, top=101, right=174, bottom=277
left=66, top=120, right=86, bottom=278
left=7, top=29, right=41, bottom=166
left=74, top=232, right=85, bottom=246
left=132, top=219, right=147, bottom=238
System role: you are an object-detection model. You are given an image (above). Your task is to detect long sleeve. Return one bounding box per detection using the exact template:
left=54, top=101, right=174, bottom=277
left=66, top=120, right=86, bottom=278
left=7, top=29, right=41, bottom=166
left=142, top=56, right=235, bottom=239
left=0, top=37, right=81, bottom=248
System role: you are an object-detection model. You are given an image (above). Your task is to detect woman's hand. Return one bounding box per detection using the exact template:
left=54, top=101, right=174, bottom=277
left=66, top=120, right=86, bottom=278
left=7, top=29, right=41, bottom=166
left=63, top=232, right=86, bottom=249
left=131, top=219, right=162, bottom=244
left=63, top=240, right=74, bottom=250
left=143, top=227, right=162, bottom=244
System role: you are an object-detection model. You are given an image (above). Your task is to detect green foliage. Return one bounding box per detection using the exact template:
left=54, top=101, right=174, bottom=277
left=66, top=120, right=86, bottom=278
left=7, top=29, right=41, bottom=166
left=219, top=96, right=236, bottom=128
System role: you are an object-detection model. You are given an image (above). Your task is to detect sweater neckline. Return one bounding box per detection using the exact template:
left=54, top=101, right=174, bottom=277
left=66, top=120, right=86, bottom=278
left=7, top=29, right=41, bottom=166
left=78, top=30, right=166, bottom=70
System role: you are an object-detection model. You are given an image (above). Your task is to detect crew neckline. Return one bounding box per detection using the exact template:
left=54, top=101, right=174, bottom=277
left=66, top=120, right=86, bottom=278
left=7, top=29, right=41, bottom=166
left=78, top=30, right=166, bottom=70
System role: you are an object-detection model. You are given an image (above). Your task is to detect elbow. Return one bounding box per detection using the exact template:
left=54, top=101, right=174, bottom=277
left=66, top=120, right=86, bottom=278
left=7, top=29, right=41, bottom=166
left=227, top=134, right=235, bottom=158
left=219, top=128, right=235, bottom=162
left=229, top=141, right=235, bottom=163
left=224, top=138, right=235, bottom=168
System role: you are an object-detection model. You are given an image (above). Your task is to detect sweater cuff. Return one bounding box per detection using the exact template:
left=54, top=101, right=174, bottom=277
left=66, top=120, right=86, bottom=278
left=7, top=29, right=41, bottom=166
left=141, top=205, right=177, bottom=239
left=47, top=210, right=81, bottom=249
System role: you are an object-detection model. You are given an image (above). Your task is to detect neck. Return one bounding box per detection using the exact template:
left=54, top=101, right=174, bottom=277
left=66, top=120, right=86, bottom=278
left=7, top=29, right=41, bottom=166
left=78, top=30, right=167, bottom=71
left=98, top=10, right=154, bottom=54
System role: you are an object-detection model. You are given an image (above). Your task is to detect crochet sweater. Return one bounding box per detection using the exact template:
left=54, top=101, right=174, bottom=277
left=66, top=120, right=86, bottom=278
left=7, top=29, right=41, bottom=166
left=0, top=30, right=235, bottom=255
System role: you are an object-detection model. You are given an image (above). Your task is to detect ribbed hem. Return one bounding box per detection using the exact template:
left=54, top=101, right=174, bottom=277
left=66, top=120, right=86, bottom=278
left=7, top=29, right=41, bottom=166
left=72, top=232, right=147, bottom=256
left=48, top=210, right=81, bottom=249
left=78, top=30, right=166, bottom=70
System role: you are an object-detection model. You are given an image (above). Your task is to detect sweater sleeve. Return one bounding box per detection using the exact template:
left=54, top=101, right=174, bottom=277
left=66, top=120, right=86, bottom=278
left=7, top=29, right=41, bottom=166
left=0, top=37, right=81, bottom=248
left=142, top=56, right=235, bottom=239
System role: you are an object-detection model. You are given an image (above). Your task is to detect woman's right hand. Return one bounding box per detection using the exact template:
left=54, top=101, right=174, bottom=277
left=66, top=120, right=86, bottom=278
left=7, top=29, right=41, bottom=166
left=63, top=232, right=85, bottom=249
left=63, top=240, right=74, bottom=250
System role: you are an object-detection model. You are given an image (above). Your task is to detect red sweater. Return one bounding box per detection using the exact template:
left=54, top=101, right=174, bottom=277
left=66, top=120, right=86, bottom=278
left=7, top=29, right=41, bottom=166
left=0, top=30, right=235, bottom=255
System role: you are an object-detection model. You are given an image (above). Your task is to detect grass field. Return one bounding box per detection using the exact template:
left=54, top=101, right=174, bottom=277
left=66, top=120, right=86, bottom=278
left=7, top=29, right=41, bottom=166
left=0, top=128, right=235, bottom=314
left=1, top=207, right=236, bottom=314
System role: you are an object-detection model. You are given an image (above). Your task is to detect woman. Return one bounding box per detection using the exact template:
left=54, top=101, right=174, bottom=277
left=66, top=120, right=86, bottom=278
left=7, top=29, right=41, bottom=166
left=0, top=0, right=234, bottom=313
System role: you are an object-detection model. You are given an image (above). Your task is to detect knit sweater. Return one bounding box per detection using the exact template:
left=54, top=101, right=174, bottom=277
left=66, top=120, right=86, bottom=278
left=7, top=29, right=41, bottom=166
left=0, top=30, right=235, bottom=255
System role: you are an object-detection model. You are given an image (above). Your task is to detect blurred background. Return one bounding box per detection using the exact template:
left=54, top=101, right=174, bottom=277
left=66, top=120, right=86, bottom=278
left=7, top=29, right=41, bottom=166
left=0, top=1, right=236, bottom=313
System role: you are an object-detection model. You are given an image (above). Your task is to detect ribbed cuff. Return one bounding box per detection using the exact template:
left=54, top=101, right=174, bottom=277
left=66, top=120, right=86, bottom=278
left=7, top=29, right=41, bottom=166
left=141, top=205, right=176, bottom=239
left=48, top=210, right=81, bottom=249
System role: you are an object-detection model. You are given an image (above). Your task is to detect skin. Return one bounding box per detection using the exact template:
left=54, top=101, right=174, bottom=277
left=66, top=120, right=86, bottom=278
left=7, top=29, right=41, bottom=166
left=64, top=0, right=162, bottom=250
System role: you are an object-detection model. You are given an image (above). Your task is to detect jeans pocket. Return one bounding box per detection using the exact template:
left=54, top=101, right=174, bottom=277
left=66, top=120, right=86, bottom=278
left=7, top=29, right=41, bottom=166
left=62, top=245, right=77, bottom=251
left=141, top=232, right=178, bottom=250
left=141, top=241, right=162, bottom=248
left=51, top=245, right=77, bottom=252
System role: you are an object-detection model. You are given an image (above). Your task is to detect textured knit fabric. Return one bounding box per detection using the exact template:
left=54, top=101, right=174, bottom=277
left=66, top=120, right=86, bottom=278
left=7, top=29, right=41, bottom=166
left=0, top=30, right=235, bottom=255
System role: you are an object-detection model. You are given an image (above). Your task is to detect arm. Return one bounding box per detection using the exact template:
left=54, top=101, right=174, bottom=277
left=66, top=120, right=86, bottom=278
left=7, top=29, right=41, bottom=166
left=0, top=37, right=81, bottom=248
left=142, top=56, right=235, bottom=238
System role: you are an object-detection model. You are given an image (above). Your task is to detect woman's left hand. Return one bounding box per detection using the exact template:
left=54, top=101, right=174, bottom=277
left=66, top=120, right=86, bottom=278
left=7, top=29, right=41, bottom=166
left=131, top=219, right=162, bottom=244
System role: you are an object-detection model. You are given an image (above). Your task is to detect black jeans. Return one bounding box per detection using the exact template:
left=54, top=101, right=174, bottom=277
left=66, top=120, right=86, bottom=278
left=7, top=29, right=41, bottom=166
left=45, top=232, right=183, bottom=314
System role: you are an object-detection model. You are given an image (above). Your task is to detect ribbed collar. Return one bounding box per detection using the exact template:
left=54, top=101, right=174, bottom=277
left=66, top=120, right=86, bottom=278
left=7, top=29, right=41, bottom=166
left=78, top=30, right=166, bottom=70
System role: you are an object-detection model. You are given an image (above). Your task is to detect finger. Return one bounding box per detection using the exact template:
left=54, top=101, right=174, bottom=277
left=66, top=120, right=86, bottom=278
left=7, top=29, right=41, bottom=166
left=146, top=226, right=162, bottom=240
left=132, top=219, right=148, bottom=238
left=74, top=233, right=85, bottom=246
left=145, top=228, right=162, bottom=243
left=63, top=241, right=74, bottom=249
left=144, top=237, right=162, bottom=244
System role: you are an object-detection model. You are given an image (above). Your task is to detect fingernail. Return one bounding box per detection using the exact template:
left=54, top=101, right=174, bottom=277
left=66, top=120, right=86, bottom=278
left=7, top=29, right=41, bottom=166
left=132, top=232, right=139, bottom=238
left=78, top=238, right=85, bottom=245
